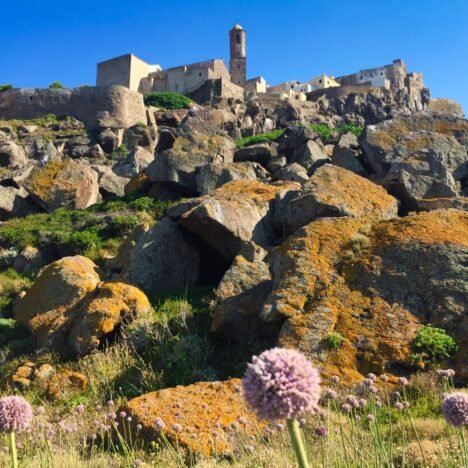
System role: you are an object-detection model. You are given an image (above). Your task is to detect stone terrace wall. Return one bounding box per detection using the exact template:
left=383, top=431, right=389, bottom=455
left=0, top=86, right=147, bottom=130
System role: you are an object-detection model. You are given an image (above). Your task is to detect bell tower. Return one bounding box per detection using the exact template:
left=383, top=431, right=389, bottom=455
left=229, top=24, right=246, bottom=85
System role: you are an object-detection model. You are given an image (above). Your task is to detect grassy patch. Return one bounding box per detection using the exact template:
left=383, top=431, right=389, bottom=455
left=0, top=269, right=34, bottom=316
left=143, top=92, right=192, bottom=109
left=236, top=129, right=285, bottom=148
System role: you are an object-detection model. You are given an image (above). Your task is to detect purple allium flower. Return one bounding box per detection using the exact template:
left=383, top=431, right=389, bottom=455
left=242, top=347, right=320, bottom=420
left=368, top=386, right=378, bottom=394
left=341, top=403, right=352, bottom=413
left=367, top=373, right=377, bottom=381
left=394, top=402, right=404, bottom=411
left=155, top=417, right=165, bottom=431
left=136, top=424, right=142, bottom=431
left=172, top=423, right=182, bottom=433
left=107, top=400, right=114, bottom=407
left=35, top=406, right=46, bottom=416
left=276, top=422, right=285, bottom=432
left=363, top=378, right=373, bottom=387
left=134, top=459, right=142, bottom=467
left=127, top=417, right=132, bottom=422
left=119, top=411, right=126, bottom=418
left=315, top=425, right=328, bottom=437
left=379, top=374, right=388, bottom=382
left=437, top=369, right=456, bottom=378
left=0, top=396, right=33, bottom=433
left=442, top=393, right=468, bottom=427
left=330, top=375, right=340, bottom=383
left=76, top=404, right=85, bottom=414
left=398, top=377, right=409, bottom=386
left=359, top=399, right=367, bottom=408
left=367, top=414, right=375, bottom=422
left=375, top=401, right=383, bottom=408
left=239, top=416, right=247, bottom=425
left=245, top=445, right=254, bottom=453
left=392, top=391, right=400, bottom=399
left=230, top=421, right=239, bottom=430
left=96, top=405, right=102, bottom=411
left=355, top=415, right=361, bottom=421
left=325, top=389, right=337, bottom=399
left=346, top=395, right=359, bottom=408
left=107, top=412, right=117, bottom=420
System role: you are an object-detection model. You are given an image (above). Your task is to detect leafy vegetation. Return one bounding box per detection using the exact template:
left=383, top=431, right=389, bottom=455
left=236, top=129, right=285, bottom=148
left=0, top=269, right=33, bottom=315
left=110, top=143, right=129, bottom=160
left=49, top=81, right=65, bottom=89
left=0, top=196, right=173, bottom=260
left=325, top=332, right=344, bottom=349
left=413, top=325, right=458, bottom=365
left=0, top=84, right=13, bottom=92
left=143, top=92, right=192, bottom=109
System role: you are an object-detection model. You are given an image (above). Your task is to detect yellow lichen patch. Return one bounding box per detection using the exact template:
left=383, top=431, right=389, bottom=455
left=213, top=179, right=300, bottom=204
left=121, top=379, right=265, bottom=457
left=67, top=281, right=151, bottom=355
left=307, top=165, right=398, bottom=218
left=46, top=369, right=88, bottom=401
left=13, top=256, right=100, bottom=347
left=125, top=171, right=151, bottom=196
left=371, top=209, right=468, bottom=247
left=270, top=210, right=466, bottom=381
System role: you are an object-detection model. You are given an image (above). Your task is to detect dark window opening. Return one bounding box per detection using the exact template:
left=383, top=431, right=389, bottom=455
left=199, top=72, right=202, bottom=77
left=319, top=79, right=322, bottom=83
left=236, top=33, right=241, bottom=44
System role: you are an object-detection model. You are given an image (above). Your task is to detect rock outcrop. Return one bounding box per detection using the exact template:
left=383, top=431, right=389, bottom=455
left=121, top=378, right=264, bottom=457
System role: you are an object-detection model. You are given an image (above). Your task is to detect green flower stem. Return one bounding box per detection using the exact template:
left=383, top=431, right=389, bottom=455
left=8, top=431, right=18, bottom=468
left=287, top=418, right=309, bottom=468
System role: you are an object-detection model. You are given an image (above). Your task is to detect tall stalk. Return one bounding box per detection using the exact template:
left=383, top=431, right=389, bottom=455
left=287, top=418, right=309, bottom=468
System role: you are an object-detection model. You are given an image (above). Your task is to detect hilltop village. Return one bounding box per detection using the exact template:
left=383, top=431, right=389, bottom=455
left=0, top=19, right=467, bottom=468
left=96, top=24, right=427, bottom=108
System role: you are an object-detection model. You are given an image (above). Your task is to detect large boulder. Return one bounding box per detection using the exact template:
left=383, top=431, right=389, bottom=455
left=0, top=141, right=28, bottom=169
left=211, top=256, right=273, bottom=341
left=68, top=282, right=151, bottom=355
left=120, top=217, right=201, bottom=296
left=146, top=133, right=235, bottom=193
left=427, top=99, right=464, bottom=117
left=24, top=157, right=100, bottom=211
left=277, top=165, right=398, bottom=236
left=120, top=379, right=264, bottom=457
left=260, top=210, right=468, bottom=382
left=234, top=143, right=276, bottom=166
left=331, top=132, right=368, bottom=176
left=195, top=161, right=267, bottom=195
left=0, top=186, right=38, bottom=221
left=13, top=256, right=101, bottom=348
left=169, top=180, right=299, bottom=261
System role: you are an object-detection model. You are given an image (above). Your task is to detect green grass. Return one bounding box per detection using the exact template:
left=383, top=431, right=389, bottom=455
left=235, top=129, right=285, bottom=148
left=143, top=92, right=192, bottom=109
left=0, top=84, right=13, bottom=93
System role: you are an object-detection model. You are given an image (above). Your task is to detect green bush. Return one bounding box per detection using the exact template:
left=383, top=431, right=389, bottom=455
left=325, top=332, right=344, bottom=349
left=236, top=129, right=285, bottom=148
left=143, top=92, right=191, bottom=109
left=338, top=123, right=364, bottom=137
left=413, top=325, right=458, bottom=362
left=67, top=230, right=102, bottom=252
left=0, top=84, right=13, bottom=93
left=49, top=81, right=65, bottom=89
left=110, top=144, right=129, bottom=160
left=110, top=215, right=140, bottom=236
left=310, top=123, right=334, bottom=141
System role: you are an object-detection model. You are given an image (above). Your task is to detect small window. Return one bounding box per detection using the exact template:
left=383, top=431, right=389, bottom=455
left=236, top=34, right=241, bottom=44
left=380, top=72, right=383, bottom=75
left=360, top=75, right=363, bottom=80
left=319, top=79, right=322, bottom=83
left=199, top=72, right=202, bottom=77
left=291, top=84, right=294, bottom=89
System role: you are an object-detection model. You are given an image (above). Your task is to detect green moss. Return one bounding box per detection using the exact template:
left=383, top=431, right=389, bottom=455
left=236, top=129, right=285, bottom=148
left=0, top=84, right=13, bottom=93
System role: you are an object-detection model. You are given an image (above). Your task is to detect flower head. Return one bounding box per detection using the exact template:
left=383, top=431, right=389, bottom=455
left=155, top=417, right=166, bottom=431
left=330, top=375, right=340, bottom=384
left=394, top=402, right=404, bottom=411
left=367, top=414, right=375, bottom=422
left=325, top=389, right=337, bottom=400
left=341, top=403, right=352, bottom=413
left=345, top=395, right=360, bottom=408
left=314, top=425, right=328, bottom=437
left=242, top=347, right=320, bottom=420
left=367, top=373, right=377, bottom=381
left=368, top=385, right=378, bottom=394
left=76, top=404, right=85, bottom=414
left=379, top=374, right=388, bottom=382
left=0, top=396, right=33, bottom=433
left=398, top=377, right=409, bottom=386
left=172, top=423, right=182, bottom=433
left=441, top=393, right=468, bottom=427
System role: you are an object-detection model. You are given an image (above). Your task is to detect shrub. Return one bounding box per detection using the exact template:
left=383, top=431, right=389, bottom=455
left=338, top=123, right=364, bottom=137
left=310, top=124, right=334, bottom=141
left=0, top=84, right=13, bottom=93
left=413, top=325, right=458, bottom=362
left=49, top=81, right=65, bottom=89
left=325, top=332, right=344, bottom=349
left=67, top=230, right=102, bottom=253
left=143, top=92, right=191, bottom=109
left=110, top=215, right=140, bottom=236
left=236, top=129, right=285, bottom=148
left=110, top=144, right=129, bottom=160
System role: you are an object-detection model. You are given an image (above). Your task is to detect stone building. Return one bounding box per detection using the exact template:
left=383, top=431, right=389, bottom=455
left=229, top=24, right=246, bottom=85
left=336, top=59, right=423, bottom=94
left=308, top=74, right=340, bottom=91
left=96, top=54, right=161, bottom=91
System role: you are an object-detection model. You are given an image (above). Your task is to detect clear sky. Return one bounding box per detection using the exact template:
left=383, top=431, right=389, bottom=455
left=1, top=0, right=467, bottom=112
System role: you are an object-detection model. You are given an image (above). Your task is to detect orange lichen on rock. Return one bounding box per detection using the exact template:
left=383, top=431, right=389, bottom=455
left=67, top=281, right=151, bottom=355
left=13, top=256, right=100, bottom=347
left=265, top=209, right=467, bottom=382
left=121, top=379, right=265, bottom=457
left=46, top=369, right=88, bottom=401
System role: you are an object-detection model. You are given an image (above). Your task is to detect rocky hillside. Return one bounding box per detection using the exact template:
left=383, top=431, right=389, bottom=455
left=0, top=86, right=467, bottom=455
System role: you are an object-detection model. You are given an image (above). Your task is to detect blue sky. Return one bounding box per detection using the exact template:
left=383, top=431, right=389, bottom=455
left=1, top=0, right=467, bottom=112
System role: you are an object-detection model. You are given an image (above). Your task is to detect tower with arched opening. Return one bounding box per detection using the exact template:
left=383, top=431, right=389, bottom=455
left=229, top=24, right=246, bottom=85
